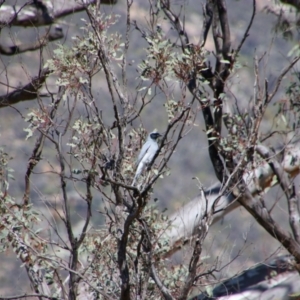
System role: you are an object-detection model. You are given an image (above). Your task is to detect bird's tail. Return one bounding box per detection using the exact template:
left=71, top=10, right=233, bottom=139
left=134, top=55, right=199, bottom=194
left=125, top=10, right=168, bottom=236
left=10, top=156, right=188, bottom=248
left=132, top=174, right=139, bottom=186
left=132, top=163, right=143, bottom=186
left=132, top=177, right=136, bottom=186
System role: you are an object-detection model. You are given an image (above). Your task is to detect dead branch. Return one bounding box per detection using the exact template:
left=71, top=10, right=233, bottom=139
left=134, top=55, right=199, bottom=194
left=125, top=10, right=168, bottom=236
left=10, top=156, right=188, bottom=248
left=22, top=83, right=66, bottom=206
left=0, top=293, right=57, bottom=300
left=268, top=56, right=300, bottom=102
left=141, top=219, right=175, bottom=300
left=195, top=255, right=298, bottom=299
left=179, top=218, right=212, bottom=299
left=236, top=184, right=300, bottom=262
left=151, top=264, right=174, bottom=300
left=160, top=0, right=190, bottom=52
left=256, top=144, right=300, bottom=244
left=0, top=26, right=63, bottom=56
left=201, top=2, right=213, bottom=47
left=234, top=0, right=256, bottom=59
left=0, top=0, right=117, bottom=27
left=216, top=0, right=231, bottom=61
left=0, top=68, right=50, bottom=108
left=23, top=132, right=46, bottom=205
left=162, top=140, right=300, bottom=257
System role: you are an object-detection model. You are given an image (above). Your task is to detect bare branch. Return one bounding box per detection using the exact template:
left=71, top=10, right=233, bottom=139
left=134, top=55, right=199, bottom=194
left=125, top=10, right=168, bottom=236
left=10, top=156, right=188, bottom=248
left=162, top=185, right=237, bottom=257
left=151, top=264, right=174, bottom=300
left=0, top=26, right=63, bottom=56
left=288, top=185, right=300, bottom=242
left=196, top=255, right=297, bottom=299
left=216, top=0, right=231, bottom=60
left=118, top=207, right=139, bottom=300
left=179, top=214, right=212, bottom=299
left=23, top=133, right=46, bottom=205
left=54, top=0, right=118, bottom=20
left=0, top=68, right=50, bottom=108
left=141, top=219, right=175, bottom=300
left=201, top=2, right=213, bottom=47
left=0, top=294, right=57, bottom=300
left=256, top=144, right=300, bottom=244
left=268, top=56, right=300, bottom=102
left=77, top=172, right=93, bottom=246
left=199, top=99, right=225, bottom=183
left=23, top=85, right=65, bottom=205
left=236, top=184, right=300, bottom=263
left=0, top=0, right=117, bottom=27
left=212, top=3, right=222, bottom=59
left=160, top=0, right=190, bottom=52
left=55, top=132, right=78, bottom=299
left=162, top=140, right=300, bottom=257
left=234, top=0, right=256, bottom=59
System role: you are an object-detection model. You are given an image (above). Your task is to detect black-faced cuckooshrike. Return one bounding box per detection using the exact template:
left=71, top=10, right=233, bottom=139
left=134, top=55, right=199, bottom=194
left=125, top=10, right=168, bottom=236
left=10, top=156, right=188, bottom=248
left=132, top=131, right=162, bottom=186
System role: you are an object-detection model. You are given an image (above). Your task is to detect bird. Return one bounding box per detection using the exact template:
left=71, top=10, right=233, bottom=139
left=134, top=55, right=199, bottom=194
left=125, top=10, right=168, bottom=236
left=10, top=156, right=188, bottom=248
left=132, top=131, right=162, bottom=186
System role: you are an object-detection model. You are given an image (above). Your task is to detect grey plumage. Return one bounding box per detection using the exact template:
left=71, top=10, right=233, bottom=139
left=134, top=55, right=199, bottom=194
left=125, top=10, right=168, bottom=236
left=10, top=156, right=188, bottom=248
left=132, top=131, right=161, bottom=186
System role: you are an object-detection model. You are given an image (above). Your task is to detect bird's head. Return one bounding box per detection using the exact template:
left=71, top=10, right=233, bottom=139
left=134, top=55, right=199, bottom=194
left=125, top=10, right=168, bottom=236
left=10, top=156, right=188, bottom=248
left=149, top=132, right=162, bottom=140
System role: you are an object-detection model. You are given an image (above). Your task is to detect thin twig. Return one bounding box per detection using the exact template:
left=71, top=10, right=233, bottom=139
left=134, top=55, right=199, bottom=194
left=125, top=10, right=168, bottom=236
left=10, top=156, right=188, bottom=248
left=141, top=219, right=174, bottom=300
left=0, top=294, right=57, bottom=300
left=160, top=0, right=190, bottom=52
left=234, top=0, right=256, bottom=59
left=268, top=56, right=300, bottom=102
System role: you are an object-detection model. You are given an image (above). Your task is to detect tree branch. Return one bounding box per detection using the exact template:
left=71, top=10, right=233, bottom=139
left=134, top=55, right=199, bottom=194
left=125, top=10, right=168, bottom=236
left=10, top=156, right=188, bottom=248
left=141, top=219, right=175, bottom=300
left=256, top=144, right=300, bottom=244
left=179, top=208, right=212, bottom=300
left=195, top=255, right=297, bottom=299
left=0, top=294, right=57, bottom=300
left=0, top=26, right=63, bottom=56
left=151, top=264, right=174, bottom=300
left=236, top=185, right=300, bottom=263
left=234, top=0, right=256, bottom=60
left=161, top=140, right=300, bottom=257
left=201, top=2, right=213, bottom=47
left=0, top=68, right=50, bottom=108
left=0, top=0, right=117, bottom=27
left=160, top=0, right=190, bottom=52
left=217, top=0, right=231, bottom=61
